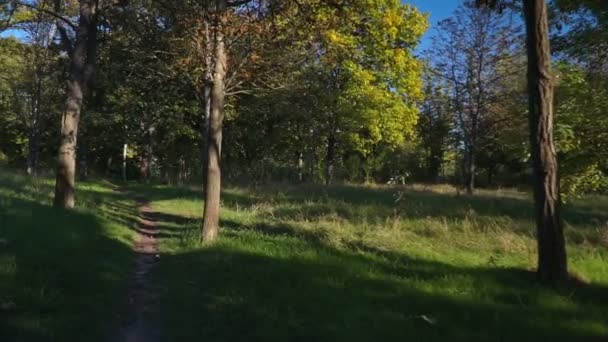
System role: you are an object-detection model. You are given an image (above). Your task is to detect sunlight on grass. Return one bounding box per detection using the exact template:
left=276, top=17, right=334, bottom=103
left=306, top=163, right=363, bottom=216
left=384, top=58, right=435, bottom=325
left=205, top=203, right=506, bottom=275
left=138, top=182, right=608, bottom=341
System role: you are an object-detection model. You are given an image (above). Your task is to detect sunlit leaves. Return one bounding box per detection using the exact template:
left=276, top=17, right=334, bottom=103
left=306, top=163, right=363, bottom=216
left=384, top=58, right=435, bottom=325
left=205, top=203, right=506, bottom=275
left=314, top=0, right=428, bottom=155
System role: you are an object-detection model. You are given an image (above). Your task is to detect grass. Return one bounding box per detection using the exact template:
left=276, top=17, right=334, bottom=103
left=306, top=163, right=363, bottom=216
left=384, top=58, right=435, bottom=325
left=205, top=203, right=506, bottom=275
left=2, top=171, right=607, bottom=341
left=0, top=170, right=138, bottom=342
left=131, top=182, right=608, bottom=342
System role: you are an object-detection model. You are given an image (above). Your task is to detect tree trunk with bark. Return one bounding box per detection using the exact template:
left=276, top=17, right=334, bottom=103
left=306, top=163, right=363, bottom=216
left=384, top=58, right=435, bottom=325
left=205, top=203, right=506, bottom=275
left=523, top=0, right=568, bottom=286
left=53, top=0, right=98, bottom=208
left=201, top=0, right=227, bottom=242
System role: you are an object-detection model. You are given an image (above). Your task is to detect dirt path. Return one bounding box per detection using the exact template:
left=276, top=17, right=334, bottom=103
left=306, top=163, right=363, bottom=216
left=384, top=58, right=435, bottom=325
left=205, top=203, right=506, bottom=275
left=107, top=198, right=162, bottom=342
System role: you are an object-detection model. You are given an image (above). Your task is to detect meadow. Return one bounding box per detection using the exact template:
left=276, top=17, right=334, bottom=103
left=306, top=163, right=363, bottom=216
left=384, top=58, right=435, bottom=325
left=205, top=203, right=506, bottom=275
left=1, top=171, right=607, bottom=341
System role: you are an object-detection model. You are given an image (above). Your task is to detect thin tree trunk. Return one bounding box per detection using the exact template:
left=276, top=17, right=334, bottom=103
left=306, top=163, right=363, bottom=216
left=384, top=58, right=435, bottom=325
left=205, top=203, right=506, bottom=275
left=307, top=149, right=315, bottom=182
left=122, top=143, right=127, bottom=182
left=325, top=125, right=337, bottom=186
left=146, top=123, right=154, bottom=181
left=27, top=77, right=42, bottom=176
left=523, top=0, right=568, bottom=286
left=26, top=128, right=39, bottom=176
left=202, top=0, right=227, bottom=242
left=465, top=145, right=476, bottom=194
left=53, top=0, right=98, bottom=208
left=297, top=152, right=304, bottom=182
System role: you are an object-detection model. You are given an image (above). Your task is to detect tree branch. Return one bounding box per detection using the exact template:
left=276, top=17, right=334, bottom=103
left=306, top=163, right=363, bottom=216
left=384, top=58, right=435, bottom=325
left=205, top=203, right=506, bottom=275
left=12, top=0, right=77, bottom=29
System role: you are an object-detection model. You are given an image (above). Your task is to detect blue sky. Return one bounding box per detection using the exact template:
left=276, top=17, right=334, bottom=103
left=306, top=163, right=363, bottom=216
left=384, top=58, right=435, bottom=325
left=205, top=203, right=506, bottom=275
left=404, top=0, right=461, bottom=51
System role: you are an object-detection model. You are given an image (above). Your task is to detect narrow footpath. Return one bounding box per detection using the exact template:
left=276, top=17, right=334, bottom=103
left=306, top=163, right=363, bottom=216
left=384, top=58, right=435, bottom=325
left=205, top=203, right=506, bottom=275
left=107, top=198, right=162, bottom=342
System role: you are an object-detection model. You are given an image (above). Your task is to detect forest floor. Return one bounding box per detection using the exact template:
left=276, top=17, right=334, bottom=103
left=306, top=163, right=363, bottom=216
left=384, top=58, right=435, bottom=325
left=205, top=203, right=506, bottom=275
left=1, top=170, right=608, bottom=341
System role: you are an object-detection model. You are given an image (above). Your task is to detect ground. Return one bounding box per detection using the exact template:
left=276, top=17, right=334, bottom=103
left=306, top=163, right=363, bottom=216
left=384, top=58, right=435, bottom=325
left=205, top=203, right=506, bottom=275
left=1, top=171, right=607, bottom=341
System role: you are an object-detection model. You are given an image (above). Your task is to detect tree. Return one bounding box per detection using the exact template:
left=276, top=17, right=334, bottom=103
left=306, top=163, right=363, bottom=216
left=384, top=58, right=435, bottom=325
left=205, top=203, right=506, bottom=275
left=523, top=0, right=568, bottom=285
left=430, top=1, right=521, bottom=194
left=308, top=0, right=427, bottom=184
left=417, top=78, right=452, bottom=182
left=473, top=0, right=568, bottom=285
left=53, top=0, right=99, bottom=208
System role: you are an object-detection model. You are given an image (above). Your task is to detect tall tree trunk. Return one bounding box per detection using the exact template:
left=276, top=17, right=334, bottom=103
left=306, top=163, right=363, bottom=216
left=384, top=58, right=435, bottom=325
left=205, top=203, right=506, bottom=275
left=523, top=0, right=568, bottom=285
left=325, top=124, right=337, bottom=186
left=201, top=1, right=227, bottom=242
left=53, top=0, right=98, bottom=208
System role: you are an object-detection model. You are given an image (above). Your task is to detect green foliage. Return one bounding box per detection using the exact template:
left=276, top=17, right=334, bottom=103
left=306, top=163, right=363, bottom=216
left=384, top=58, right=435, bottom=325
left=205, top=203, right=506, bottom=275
left=317, top=0, right=427, bottom=155
left=555, top=63, right=608, bottom=198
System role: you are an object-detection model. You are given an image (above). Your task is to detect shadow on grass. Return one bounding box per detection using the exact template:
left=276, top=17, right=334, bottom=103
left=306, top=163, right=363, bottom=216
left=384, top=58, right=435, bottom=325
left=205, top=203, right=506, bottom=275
left=159, top=230, right=608, bottom=341
left=117, top=182, right=608, bottom=341
left=0, top=189, right=135, bottom=341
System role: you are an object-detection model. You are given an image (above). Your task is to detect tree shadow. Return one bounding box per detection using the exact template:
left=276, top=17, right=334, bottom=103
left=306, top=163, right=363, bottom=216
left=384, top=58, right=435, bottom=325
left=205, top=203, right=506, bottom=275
left=159, top=229, right=608, bottom=341
left=0, top=195, right=134, bottom=342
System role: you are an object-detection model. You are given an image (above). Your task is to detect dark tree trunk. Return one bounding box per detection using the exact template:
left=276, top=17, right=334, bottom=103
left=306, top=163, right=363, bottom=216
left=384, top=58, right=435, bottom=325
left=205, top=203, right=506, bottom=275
left=325, top=124, right=337, bottom=186
left=53, top=0, right=98, bottom=208
left=523, top=0, right=568, bottom=285
left=202, top=0, right=227, bottom=242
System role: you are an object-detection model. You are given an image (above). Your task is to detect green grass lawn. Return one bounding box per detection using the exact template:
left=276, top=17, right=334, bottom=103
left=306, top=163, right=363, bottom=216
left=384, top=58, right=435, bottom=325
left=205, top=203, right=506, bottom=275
left=2, top=171, right=607, bottom=341
left=0, top=171, right=137, bottom=342
left=133, top=182, right=608, bottom=342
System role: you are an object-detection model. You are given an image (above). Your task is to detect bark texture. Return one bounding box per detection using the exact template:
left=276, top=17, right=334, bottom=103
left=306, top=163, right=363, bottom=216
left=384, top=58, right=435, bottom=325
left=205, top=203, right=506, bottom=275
left=53, top=0, right=98, bottom=208
left=201, top=0, right=227, bottom=241
left=523, top=0, right=568, bottom=285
